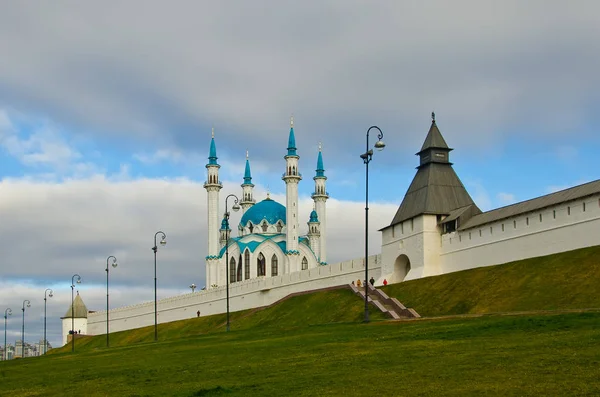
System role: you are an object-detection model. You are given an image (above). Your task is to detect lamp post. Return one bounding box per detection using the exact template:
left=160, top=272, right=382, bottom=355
left=21, top=300, right=31, bottom=357
left=360, top=126, right=385, bottom=323
left=152, top=231, right=167, bottom=341
left=43, top=289, right=53, bottom=355
left=71, top=274, right=81, bottom=352
left=224, top=194, right=240, bottom=332
left=106, top=255, right=118, bottom=348
left=189, top=284, right=196, bottom=293
left=3, top=308, right=11, bottom=361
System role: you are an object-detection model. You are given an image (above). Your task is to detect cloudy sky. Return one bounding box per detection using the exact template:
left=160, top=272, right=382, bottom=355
left=1, top=1, right=598, bottom=350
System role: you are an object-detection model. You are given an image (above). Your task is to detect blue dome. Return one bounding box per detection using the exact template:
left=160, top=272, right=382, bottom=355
left=240, top=198, right=286, bottom=228
left=309, top=210, right=319, bottom=222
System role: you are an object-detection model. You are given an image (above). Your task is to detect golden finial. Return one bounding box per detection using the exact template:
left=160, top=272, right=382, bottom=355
left=318, top=142, right=322, bottom=152
left=246, top=150, right=249, bottom=159
left=290, top=114, right=294, bottom=128
left=211, top=127, right=215, bottom=138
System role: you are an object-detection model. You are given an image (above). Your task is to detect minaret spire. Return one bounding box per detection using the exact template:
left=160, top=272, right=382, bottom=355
left=240, top=149, right=255, bottom=213
left=312, top=141, right=329, bottom=264
left=283, top=116, right=301, bottom=273
left=204, top=128, right=222, bottom=287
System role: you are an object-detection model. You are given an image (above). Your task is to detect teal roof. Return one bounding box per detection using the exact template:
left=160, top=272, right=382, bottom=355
left=309, top=209, right=319, bottom=222
left=208, top=136, right=218, bottom=165
left=218, top=234, right=312, bottom=258
left=243, top=158, right=252, bottom=184
left=239, top=197, right=286, bottom=227
left=316, top=150, right=325, bottom=177
left=220, top=217, right=230, bottom=230
left=287, top=126, right=297, bottom=156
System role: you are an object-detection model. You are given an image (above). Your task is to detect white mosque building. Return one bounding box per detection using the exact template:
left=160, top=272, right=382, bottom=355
left=204, top=116, right=329, bottom=289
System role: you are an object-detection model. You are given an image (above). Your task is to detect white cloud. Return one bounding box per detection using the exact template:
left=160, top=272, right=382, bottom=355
left=497, top=192, right=517, bottom=206
left=0, top=174, right=398, bottom=348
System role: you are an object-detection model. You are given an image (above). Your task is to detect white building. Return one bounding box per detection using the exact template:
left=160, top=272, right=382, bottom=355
left=379, top=113, right=600, bottom=283
left=205, top=116, right=329, bottom=288
left=60, top=292, right=88, bottom=346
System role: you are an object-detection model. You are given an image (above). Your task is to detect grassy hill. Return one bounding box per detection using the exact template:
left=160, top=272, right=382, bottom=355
left=383, top=245, right=600, bottom=316
left=51, top=287, right=387, bottom=353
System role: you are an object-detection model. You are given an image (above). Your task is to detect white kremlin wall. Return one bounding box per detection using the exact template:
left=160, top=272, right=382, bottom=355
left=439, top=195, right=600, bottom=273
left=86, top=255, right=381, bottom=336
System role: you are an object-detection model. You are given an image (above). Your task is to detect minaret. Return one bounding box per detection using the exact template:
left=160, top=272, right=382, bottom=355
left=282, top=116, right=302, bottom=273
left=219, top=216, right=229, bottom=250
left=311, top=142, right=329, bottom=264
left=203, top=128, right=222, bottom=287
left=307, top=205, right=320, bottom=260
left=240, top=150, right=256, bottom=213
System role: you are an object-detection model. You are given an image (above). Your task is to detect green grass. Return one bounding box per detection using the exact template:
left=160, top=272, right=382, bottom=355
left=51, top=288, right=387, bottom=352
left=1, top=311, right=599, bottom=396
left=383, top=245, right=600, bottom=316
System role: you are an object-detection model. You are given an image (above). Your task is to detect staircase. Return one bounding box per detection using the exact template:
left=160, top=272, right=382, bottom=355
left=349, top=283, right=420, bottom=319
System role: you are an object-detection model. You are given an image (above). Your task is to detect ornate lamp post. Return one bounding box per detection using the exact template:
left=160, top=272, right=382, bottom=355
left=71, top=274, right=81, bottom=352
left=359, top=126, right=385, bottom=323
left=189, top=284, right=196, bottom=293
left=106, top=255, right=118, bottom=347
left=43, top=289, right=53, bottom=354
left=21, top=300, right=31, bottom=357
left=224, top=194, right=240, bottom=332
left=3, top=308, right=11, bottom=361
left=152, top=231, right=167, bottom=341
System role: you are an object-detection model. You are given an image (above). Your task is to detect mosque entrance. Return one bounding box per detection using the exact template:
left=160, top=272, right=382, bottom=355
left=393, top=254, right=411, bottom=282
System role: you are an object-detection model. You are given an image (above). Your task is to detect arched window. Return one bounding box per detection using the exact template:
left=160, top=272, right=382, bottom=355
left=302, top=256, right=308, bottom=270
left=271, top=255, right=278, bottom=276
left=257, top=252, right=266, bottom=276
left=244, top=250, right=250, bottom=279
left=237, top=254, right=243, bottom=281
left=261, top=222, right=268, bottom=232
left=229, top=257, right=236, bottom=283
left=276, top=221, right=283, bottom=233
left=248, top=222, right=254, bottom=234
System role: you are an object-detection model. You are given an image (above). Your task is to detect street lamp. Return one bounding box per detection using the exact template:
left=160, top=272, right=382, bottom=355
left=189, top=284, right=196, bottom=293
left=106, top=255, right=118, bottom=348
left=71, top=274, right=81, bottom=352
left=3, top=308, right=11, bottom=361
left=152, top=231, right=167, bottom=341
left=359, top=126, right=385, bottom=323
left=43, top=289, right=53, bottom=355
left=21, top=300, right=31, bottom=357
left=224, top=193, right=241, bottom=332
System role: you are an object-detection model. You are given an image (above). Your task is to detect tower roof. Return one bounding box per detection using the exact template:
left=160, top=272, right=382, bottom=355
left=208, top=128, right=218, bottom=165
left=316, top=142, right=325, bottom=177
left=389, top=115, right=479, bottom=226
left=62, top=293, right=88, bottom=319
left=417, top=112, right=451, bottom=154
left=243, top=151, right=252, bottom=184
left=287, top=116, right=297, bottom=156
left=309, top=209, right=319, bottom=222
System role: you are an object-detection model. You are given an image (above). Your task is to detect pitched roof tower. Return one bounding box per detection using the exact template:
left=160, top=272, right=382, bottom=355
left=389, top=113, right=480, bottom=226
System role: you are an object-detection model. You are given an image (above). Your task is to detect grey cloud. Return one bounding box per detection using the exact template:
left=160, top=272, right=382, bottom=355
left=1, top=1, right=598, bottom=170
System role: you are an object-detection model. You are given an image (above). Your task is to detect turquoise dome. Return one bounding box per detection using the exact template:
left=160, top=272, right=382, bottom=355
left=309, top=209, right=319, bottom=222
left=240, top=198, right=286, bottom=227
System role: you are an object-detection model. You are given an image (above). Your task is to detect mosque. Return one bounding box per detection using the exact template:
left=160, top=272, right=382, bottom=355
left=204, top=116, right=329, bottom=289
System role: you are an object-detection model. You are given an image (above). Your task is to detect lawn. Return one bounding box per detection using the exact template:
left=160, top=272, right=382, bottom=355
left=1, top=311, right=599, bottom=396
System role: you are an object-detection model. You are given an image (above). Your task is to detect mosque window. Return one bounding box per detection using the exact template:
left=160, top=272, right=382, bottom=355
left=237, top=255, right=243, bottom=281
left=230, top=258, right=236, bottom=283
left=276, top=222, right=283, bottom=233
left=257, top=253, right=266, bottom=276
left=261, top=222, right=268, bottom=232
left=301, top=257, right=308, bottom=270
left=271, top=255, right=278, bottom=276
left=244, top=250, right=250, bottom=279
left=248, top=222, right=254, bottom=233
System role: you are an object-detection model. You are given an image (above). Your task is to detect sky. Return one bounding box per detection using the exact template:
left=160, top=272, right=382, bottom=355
left=0, top=1, right=599, bottom=350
